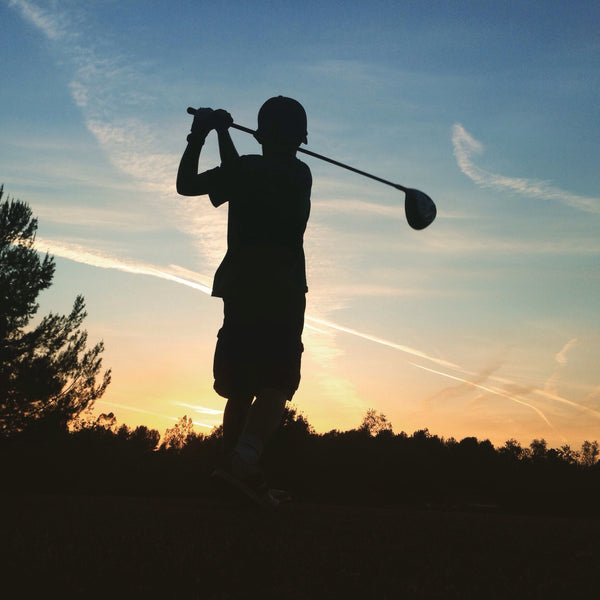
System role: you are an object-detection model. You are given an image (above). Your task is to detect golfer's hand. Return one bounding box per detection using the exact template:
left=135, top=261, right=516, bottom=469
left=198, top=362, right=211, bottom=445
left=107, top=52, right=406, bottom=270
left=190, top=107, right=214, bottom=137
left=212, top=109, right=233, bottom=133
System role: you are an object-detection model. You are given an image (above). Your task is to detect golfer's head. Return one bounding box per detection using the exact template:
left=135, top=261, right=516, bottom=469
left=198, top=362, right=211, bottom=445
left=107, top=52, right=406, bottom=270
left=255, top=96, right=308, bottom=149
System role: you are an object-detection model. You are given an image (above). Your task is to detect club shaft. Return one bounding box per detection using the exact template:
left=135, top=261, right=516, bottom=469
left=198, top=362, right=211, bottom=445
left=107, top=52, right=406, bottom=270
left=230, top=124, right=406, bottom=192
left=186, top=109, right=406, bottom=192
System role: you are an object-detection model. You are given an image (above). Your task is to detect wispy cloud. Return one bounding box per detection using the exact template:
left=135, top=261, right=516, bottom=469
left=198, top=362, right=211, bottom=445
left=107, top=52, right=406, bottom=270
left=415, top=338, right=600, bottom=437
left=314, top=198, right=401, bottom=219
left=490, top=370, right=600, bottom=420
left=544, top=338, right=578, bottom=397
left=173, top=402, right=223, bottom=416
left=306, top=316, right=459, bottom=370
left=452, top=123, right=600, bottom=214
left=555, top=338, right=578, bottom=366
left=9, top=0, right=66, bottom=40
left=15, top=4, right=228, bottom=259
left=96, top=400, right=214, bottom=430
left=35, top=237, right=213, bottom=295
left=420, top=228, right=600, bottom=256
left=85, top=119, right=177, bottom=198
left=33, top=205, right=162, bottom=232
left=9, top=1, right=231, bottom=272
left=412, top=362, right=556, bottom=430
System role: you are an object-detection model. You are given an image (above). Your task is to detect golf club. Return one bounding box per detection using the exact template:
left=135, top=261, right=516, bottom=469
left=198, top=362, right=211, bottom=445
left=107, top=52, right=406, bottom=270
left=187, top=107, right=436, bottom=230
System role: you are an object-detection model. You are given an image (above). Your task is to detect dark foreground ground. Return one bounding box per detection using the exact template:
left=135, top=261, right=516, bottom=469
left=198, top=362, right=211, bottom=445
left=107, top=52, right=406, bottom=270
left=1, top=492, right=599, bottom=599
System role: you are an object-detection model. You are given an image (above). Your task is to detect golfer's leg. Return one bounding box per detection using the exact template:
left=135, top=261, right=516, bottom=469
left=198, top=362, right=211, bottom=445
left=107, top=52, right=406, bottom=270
left=222, top=394, right=253, bottom=455
left=235, top=388, right=288, bottom=464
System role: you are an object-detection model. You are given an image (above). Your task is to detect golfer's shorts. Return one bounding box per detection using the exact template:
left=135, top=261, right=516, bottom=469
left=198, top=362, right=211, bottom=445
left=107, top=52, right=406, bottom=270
left=213, top=293, right=305, bottom=400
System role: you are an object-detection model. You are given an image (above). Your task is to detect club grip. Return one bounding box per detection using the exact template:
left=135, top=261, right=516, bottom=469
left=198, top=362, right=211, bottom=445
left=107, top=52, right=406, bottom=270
left=185, top=107, right=255, bottom=135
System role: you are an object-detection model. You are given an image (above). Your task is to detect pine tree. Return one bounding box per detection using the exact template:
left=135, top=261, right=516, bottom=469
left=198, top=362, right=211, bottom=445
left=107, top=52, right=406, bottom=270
left=0, top=186, right=111, bottom=436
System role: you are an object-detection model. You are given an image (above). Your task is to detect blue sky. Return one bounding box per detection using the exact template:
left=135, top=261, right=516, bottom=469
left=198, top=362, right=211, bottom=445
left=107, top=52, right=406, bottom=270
left=2, top=0, right=599, bottom=447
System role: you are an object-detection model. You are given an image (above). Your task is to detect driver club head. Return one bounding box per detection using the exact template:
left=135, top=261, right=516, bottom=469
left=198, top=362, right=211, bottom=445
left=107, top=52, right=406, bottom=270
left=404, top=188, right=437, bottom=230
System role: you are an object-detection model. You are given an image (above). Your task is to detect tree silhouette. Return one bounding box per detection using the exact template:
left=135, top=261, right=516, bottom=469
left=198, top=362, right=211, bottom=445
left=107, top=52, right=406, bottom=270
left=580, top=440, right=599, bottom=467
left=500, top=438, right=525, bottom=461
left=0, top=186, right=111, bottom=437
left=529, top=438, right=548, bottom=461
left=359, top=408, right=393, bottom=437
left=557, top=444, right=579, bottom=465
left=160, top=415, right=196, bottom=452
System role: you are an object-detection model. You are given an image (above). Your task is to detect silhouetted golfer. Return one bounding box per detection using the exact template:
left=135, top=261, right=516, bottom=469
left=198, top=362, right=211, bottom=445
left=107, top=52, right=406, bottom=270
left=177, top=97, right=311, bottom=507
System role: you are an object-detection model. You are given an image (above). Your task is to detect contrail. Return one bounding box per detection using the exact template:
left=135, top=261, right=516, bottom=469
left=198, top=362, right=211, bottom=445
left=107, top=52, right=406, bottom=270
left=452, top=123, right=600, bottom=214
left=411, top=363, right=555, bottom=428
left=36, top=238, right=213, bottom=295
left=501, top=376, right=600, bottom=419
left=174, top=402, right=224, bottom=416
left=305, top=316, right=460, bottom=370
left=96, top=400, right=214, bottom=429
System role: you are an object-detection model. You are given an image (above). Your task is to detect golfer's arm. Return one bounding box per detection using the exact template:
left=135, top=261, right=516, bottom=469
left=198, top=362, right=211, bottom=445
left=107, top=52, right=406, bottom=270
left=217, top=128, right=239, bottom=165
left=176, top=137, right=211, bottom=196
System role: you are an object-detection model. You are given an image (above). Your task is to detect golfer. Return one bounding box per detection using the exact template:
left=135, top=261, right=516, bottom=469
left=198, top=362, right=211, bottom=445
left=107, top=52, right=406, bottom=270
left=176, top=97, right=311, bottom=506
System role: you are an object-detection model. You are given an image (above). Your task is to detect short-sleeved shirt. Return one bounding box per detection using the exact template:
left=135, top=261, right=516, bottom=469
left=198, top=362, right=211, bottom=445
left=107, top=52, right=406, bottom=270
left=203, top=154, right=311, bottom=299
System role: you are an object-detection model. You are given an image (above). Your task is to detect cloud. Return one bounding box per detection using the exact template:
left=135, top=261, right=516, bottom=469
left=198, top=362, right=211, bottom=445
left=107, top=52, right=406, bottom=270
left=173, top=402, right=223, bottom=416
left=416, top=339, right=600, bottom=435
left=9, top=0, right=66, bottom=40
left=96, top=400, right=214, bottom=430
left=452, top=123, right=600, bottom=214
left=33, top=204, right=162, bottom=232
left=544, top=338, right=579, bottom=397
left=419, top=228, right=600, bottom=256
left=85, top=119, right=177, bottom=198
left=9, top=1, right=229, bottom=270
left=35, top=237, right=213, bottom=295
left=412, top=362, right=556, bottom=429
left=306, top=315, right=460, bottom=370
left=555, top=338, right=578, bottom=366
left=314, top=198, right=401, bottom=219
left=584, top=386, right=600, bottom=405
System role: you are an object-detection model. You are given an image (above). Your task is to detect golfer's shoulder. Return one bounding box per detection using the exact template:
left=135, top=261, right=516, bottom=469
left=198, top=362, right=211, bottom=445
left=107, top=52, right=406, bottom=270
left=294, top=157, right=312, bottom=178
left=291, top=158, right=312, bottom=192
left=280, top=156, right=312, bottom=186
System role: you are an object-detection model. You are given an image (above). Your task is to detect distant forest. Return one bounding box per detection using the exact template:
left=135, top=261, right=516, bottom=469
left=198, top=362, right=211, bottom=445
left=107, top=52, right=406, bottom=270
left=3, top=406, right=600, bottom=516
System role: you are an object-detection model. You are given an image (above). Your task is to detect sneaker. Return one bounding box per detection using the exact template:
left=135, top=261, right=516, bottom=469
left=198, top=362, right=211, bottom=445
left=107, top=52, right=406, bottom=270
left=269, top=488, right=292, bottom=504
left=212, top=453, right=280, bottom=509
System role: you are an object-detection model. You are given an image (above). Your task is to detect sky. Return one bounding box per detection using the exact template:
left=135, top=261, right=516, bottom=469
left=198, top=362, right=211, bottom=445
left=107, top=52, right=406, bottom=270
left=1, top=0, right=599, bottom=448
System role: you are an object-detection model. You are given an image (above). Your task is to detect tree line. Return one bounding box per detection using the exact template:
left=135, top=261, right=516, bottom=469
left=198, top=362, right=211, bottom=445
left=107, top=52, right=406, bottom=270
left=2, top=406, right=600, bottom=515
left=1, top=186, right=599, bottom=515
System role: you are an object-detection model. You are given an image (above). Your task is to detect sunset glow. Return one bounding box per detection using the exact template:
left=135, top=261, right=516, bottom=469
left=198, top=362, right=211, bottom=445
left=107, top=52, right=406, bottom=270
left=3, top=0, right=599, bottom=447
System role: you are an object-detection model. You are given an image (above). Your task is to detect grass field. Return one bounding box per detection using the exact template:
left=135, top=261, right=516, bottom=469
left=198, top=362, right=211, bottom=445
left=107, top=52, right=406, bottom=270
left=2, top=491, right=599, bottom=598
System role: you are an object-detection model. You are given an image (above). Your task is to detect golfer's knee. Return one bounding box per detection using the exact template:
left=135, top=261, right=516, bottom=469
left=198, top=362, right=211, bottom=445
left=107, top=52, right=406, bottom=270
left=257, top=387, right=289, bottom=406
left=227, top=394, right=253, bottom=408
